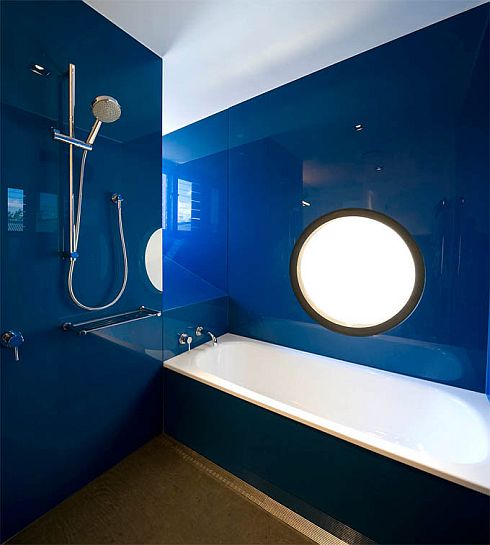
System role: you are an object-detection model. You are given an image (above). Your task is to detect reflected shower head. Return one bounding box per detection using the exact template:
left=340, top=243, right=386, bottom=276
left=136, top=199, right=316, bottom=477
left=86, top=96, right=121, bottom=146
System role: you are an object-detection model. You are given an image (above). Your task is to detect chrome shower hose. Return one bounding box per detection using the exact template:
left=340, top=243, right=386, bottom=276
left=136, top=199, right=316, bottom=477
left=67, top=149, right=128, bottom=311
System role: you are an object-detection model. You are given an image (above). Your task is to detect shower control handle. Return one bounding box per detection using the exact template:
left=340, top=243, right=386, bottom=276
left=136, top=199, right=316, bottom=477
left=1, top=330, right=24, bottom=362
left=178, top=333, right=193, bottom=351
left=179, top=333, right=192, bottom=345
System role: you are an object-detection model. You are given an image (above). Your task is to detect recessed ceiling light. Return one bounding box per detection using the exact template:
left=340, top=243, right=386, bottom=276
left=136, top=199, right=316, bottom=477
left=30, top=63, right=51, bottom=77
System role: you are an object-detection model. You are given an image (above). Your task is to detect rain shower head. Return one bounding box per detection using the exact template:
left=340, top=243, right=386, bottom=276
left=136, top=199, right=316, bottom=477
left=86, top=96, right=121, bottom=146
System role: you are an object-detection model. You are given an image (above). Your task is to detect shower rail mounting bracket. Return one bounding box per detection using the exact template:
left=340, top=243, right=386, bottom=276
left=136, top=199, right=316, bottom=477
left=52, top=128, right=93, bottom=151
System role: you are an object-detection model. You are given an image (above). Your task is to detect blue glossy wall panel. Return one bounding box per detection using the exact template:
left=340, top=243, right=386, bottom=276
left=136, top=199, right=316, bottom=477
left=162, top=112, right=229, bottom=356
left=163, top=297, right=229, bottom=360
left=163, top=112, right=229, bottom=310
left=228, top=6, right=489, bottom=391
left=1, top=1, right=162, bottom=540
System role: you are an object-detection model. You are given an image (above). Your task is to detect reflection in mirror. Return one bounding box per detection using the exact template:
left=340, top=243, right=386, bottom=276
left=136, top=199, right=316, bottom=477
left=290, top=209, right=425, bottom=336
left=7, top=188, right=24, bottom=232
left=37, top=192, right=57, bottom=232
left=176, top=178, right=201, bottom=232
left=145, top=228, right=162, bottom=291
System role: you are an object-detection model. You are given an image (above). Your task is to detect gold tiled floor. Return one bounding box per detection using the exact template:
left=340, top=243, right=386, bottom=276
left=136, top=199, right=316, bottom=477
left=10, top=435, right=314, bottom=544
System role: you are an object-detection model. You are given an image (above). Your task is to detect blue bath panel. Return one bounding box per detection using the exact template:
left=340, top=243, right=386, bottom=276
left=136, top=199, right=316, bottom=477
left=165, top=370, right=490, bottom=545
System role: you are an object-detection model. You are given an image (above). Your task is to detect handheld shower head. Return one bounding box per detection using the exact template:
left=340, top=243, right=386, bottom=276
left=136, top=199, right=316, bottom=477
left=86, top=96, right=121, bottom=146
left=92, top=96, right=121, bottom=123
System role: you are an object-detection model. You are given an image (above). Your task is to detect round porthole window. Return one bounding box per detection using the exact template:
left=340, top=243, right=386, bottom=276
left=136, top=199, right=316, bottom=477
left=145, top=228, right=162, bottom=292
left=290, top=209, right=425, bottom=336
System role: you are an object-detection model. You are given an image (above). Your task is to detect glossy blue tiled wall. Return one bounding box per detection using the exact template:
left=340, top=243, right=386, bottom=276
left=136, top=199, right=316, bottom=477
left=0, top=1, right=163, bottom=540
left=227, top=5, right=489, bottom=392
left=163, top=113, right=229, bottom=357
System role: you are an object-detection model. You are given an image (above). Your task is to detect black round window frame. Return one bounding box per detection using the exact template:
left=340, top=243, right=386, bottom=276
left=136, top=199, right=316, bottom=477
left=290, top=208, right=426, bottom=337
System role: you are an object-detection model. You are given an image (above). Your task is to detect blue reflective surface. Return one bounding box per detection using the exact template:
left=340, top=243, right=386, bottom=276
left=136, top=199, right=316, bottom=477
left=163, top=112, right=229, bottom=355
left=163, top=112, right=229, bottom=310
left=164, top=6, right=489, bottom=392
left=227, top=5, right=489, bottom=392
left=165, top=371, right=490, bottom=545
left=0, top=1, right=162, bottom=539
left=163, top=297, right=229, bottom=359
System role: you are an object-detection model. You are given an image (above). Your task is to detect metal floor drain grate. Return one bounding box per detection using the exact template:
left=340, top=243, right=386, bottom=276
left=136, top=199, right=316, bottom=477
left=162, top=434, right=374, bottom=545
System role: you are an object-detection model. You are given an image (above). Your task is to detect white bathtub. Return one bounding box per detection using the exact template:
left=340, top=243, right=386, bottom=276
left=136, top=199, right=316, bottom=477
left=165, top=333, right=490, bottom=495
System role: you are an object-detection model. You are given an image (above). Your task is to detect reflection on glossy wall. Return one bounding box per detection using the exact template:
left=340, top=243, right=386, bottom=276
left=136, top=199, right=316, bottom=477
left=163, top=114, right=229, bottom=358
left=164, top=5, right=489, bottom=393
left=228, top=5, right=489, bottom=392
left=0, top=1, right=162, bottom=540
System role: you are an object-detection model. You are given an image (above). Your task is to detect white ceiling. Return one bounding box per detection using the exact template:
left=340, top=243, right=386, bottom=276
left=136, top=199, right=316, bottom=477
left=85, top=0, right=486, bottom=135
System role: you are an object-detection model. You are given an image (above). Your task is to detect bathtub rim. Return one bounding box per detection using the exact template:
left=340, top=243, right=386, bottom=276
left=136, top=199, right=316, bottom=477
left=164, top=333, right=490, bottom=496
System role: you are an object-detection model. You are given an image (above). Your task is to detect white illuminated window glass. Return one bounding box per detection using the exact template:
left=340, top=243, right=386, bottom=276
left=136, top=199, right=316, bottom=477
left=145, top=228, right=162, bottom=291
left=296, top=215, right=418, bottom=329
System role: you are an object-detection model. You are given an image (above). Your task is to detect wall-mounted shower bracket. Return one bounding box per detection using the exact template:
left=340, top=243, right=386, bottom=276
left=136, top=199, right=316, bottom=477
left=52, top=128, right=93, bottom=151
left=112, top=193, right=124, bottom=204
left=61, top=251, right=79, bottom=260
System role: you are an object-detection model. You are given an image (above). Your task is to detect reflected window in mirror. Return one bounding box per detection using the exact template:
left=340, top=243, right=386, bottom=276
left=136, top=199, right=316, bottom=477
left=145, top=228, right=162, bottom=291
left=8, top=188, right=25, bottom=232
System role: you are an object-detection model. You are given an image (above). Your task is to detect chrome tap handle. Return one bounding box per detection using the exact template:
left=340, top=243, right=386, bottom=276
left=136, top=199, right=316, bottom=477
left=195, top=326, right=204, bottom=336
left=179, top=333, right=193, bottom=346
left=1, top=330, right=24, bottom=362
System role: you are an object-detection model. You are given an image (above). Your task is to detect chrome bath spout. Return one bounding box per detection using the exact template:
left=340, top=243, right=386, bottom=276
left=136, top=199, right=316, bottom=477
left=195, top=326, right=218, bottom=346
left=207, top=331, right=218, bottom=346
